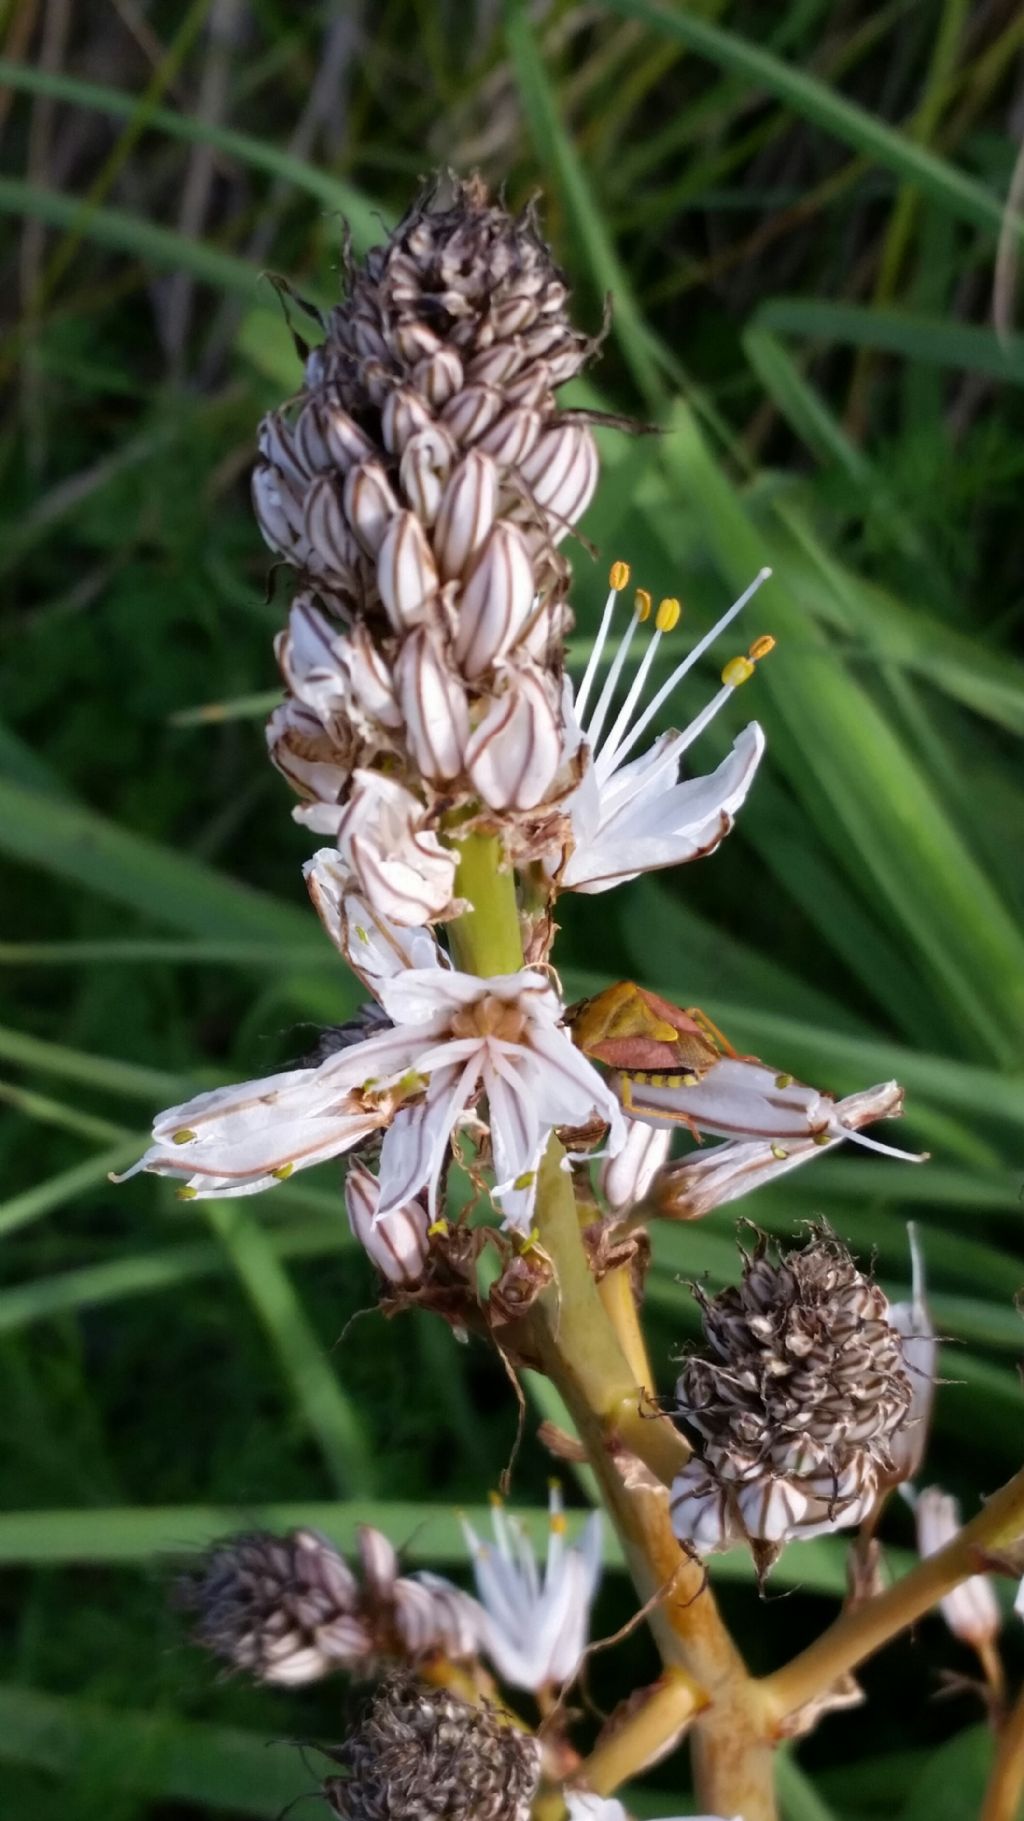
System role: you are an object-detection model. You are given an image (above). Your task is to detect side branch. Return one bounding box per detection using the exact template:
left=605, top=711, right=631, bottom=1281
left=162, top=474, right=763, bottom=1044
left=760, top=1462, right=1024, bottom=1725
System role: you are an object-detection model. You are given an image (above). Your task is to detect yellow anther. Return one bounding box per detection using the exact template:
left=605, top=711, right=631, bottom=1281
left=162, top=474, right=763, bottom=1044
left=428, top=1217, right=449, bottom=1238
left=550, top=1513, right=568, bottom=1535
left=774, top=1073, right=794, bottom=1089
left=609, top=559, right=630, bottom=591
left=634, top=587, right=652, bottom=621
left=813, top=1131, right=832, bottom=1147
left=489, top=1490, right=503, bottom=1508
left=272, top=1163, right=293, bottom=1180
left=172, top=1128, right=196, bottom=1145
left=548, top=1476, right=561, bottom=1491
left=513, top=1169, right=536, bottom=1191
left=176, top=1186, right=198, bottom=1200
left=656, top=596, right=681, bottom=633
left=749, top=633, right=776, bottom=661
left=722, top=654, right=755, bottom=688
left=355, top=924, right=369, bottom=944
left=770, top=1144, right=789, bottom=1161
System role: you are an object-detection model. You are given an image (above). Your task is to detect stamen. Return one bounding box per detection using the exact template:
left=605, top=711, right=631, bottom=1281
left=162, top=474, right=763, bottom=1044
left=598, top=597, right=680, bottom=766
left=839, top=1127, right=928, bottom=1163
left=574, top=563, right=627, bottom=722
left=584, top=589, right=646, bottom=750
left=601, top=567, right=772, bottom=772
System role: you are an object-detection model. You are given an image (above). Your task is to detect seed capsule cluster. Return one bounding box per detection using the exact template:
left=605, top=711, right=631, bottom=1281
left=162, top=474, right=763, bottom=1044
left=322, top=1677, right=541, bottom=1821
left=670, top=1229, right=913, bottom=1561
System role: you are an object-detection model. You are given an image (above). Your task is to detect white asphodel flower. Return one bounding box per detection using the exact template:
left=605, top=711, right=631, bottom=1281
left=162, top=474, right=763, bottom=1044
left=567, top=1799, right=738, bottom=1821
left=115, top=964, right=624, bottom=1231
left=647, top=1082, right=920, bottom=1219
left=461, top=1485, right=602, bottom=1693
left=554, top=565, right=772, bottom=893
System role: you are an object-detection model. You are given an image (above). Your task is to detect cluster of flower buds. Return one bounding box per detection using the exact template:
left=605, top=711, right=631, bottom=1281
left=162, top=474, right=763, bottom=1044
left=176, top=1525, right=478, bottom=1685
left=254, top=174, right=603, bottom=927
left=669, top=1229, right=916, bottom=1570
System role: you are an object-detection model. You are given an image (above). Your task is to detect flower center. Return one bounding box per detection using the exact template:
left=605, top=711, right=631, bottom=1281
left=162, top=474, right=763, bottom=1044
left=450, top=995, right=529, bottom=1044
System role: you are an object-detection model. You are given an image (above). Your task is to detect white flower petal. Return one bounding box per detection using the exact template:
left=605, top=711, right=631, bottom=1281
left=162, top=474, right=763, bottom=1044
left=563, top=724, right=765, bottom=892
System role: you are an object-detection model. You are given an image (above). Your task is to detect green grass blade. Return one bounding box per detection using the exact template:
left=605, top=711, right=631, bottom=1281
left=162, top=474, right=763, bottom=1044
left=0, top=1219, right=353, bottom=1335
left=755, top=297, right=1024, bottom=382
left=599, top=0, right=1023, bottom=247
left=0, top=1142, right=141, bottom=1239
left=0, top=57, right=382, bottom=246
left=658, top=404, right=1024, bottom=1062
left=504, top=0, right=663, bottom=400
left=0, top=1503, right=911, bottom=1593
left=203, top=1200, right=374, bottom=1498
left=0, top=776, right=344, bottom=962
left=0, top=1686, right=312, bottom=1818
left=0, top=175, right=262, bottom=296
left=777, top=1750, right=839, bottom=1821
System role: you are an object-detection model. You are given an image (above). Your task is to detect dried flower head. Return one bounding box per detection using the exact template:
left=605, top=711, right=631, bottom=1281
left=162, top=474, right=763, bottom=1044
left=176, top=1526, right=477, bottom=1685
left=669, top=1227, right=913, bottom=1571
left=321, top=1676, right=541, bottom=1821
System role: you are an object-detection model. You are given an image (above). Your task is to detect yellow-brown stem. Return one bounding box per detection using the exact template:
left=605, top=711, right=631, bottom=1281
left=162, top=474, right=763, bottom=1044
left=981, top=1683, right=1024, bottom=1821
left=529, top=1138, right=777, bottom=1821
left=597, top=1261, right=657, bottom=1393
left=760, top=1462, right=1024, bottom=1725
left=577, top=1670, right=704, bottom=1796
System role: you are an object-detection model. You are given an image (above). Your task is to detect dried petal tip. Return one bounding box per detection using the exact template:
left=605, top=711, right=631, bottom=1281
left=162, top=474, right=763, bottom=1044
left=669, top=1227, right=913, bottom=1569
left=322, top=1676, right=541, bottom=1821
left=176, top=1527, right=477, bottom=1685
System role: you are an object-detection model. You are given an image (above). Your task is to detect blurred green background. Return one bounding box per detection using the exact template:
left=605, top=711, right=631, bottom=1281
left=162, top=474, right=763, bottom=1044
left=2, top=1, right=1023, bottom=1816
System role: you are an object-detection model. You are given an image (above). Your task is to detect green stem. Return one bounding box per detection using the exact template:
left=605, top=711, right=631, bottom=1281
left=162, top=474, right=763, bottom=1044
left=447, top=833, right=524, bottom=976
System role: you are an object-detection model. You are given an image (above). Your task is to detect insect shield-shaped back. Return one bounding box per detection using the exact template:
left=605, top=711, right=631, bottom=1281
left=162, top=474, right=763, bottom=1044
left=563, top=981, right=727, bottom=1081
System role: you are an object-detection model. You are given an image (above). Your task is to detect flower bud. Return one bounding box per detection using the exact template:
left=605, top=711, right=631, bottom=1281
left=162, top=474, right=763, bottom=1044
left=884, top=1223, right=937, bottom=1488
left=454, top=522, right=536, bottom=678
left=915, top=1488, right=1001, bottom=1648
left=400, top=424, right=457, bottom=526
left=519, top=422, right=598, bottom=541
left=346, top=1159, right=430, bottom=1286
left=395, top=629, right=470, bottom=782
left=433, top=449, right=499, bottom=580
left=376, top=511, right=439, bottom=633
left=344, top=461, right=400, bottom=556
left=465, top=665, right=563, bottom=811
left=600, top=1118, right=672, bottom=1214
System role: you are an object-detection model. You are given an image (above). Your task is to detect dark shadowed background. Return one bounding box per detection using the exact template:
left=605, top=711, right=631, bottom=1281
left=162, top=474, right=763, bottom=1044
left=1, top=3, right=1023, bottom=1817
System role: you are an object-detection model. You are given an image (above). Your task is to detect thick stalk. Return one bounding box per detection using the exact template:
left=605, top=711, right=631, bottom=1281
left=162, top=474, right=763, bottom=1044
left=760, top=1462, right=1024, bottom=1725
left=447, top=832, right=523, bottom=975
left=578, top=1670, right=704, bottom=1795
left=981, top=1684, right=1024, bottom=1821
left=529, top=1139, right=776, bottom=1821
